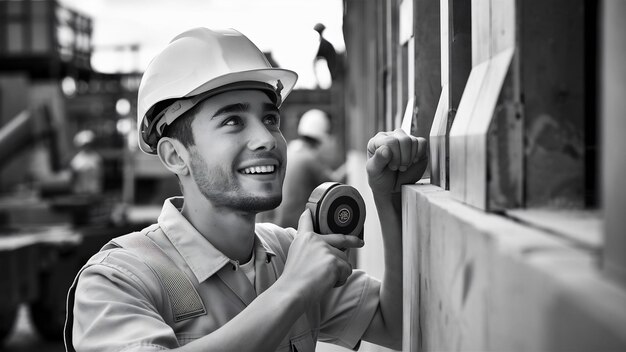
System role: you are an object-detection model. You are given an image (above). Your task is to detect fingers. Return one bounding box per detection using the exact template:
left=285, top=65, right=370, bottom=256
left=397, top=132, right=414, bottom=172
left=367, top=144, right=392, bottom=175
left=368, top=129, right=422, bottom=172
left=319, top=233, right=364, bottom=250
left=411, top=135, right=420, bottom=163
left=297, top=208, right=314, bottom=234
left=417, top=137, right=429, bottom=161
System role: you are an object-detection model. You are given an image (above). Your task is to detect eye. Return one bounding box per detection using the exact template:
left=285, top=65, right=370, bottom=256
left=222, top=116, right=242, bottom=126
left=263, top=114, right=280, bottom=127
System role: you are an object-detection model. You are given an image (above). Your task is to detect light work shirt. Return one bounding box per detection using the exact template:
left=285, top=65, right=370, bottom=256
left=66, top=197, right=380, bottom=352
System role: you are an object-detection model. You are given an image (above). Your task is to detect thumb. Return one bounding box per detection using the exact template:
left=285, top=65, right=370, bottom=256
left=367, top=145, right=392, bottom=174
left=297, top=208, right=315, bottom=233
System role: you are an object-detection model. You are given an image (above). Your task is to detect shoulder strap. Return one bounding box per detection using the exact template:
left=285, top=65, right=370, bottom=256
left=110, top=233, right=206, bottom=322
left=64, top=232, right=207, bottom=352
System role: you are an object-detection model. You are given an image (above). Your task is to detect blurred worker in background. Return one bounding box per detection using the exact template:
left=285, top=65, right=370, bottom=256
left=69, top=130, right=103, bottom=195
left=66, top=27, right=428, bottom=352
left=274, top=108, right=346, bottom=229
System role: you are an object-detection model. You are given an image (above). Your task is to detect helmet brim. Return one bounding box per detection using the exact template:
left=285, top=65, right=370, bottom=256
left=187, top=68, right=298, bottom=106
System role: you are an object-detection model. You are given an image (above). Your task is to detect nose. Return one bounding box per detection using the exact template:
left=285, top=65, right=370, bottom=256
left=246, top=121, right=277, bottom=151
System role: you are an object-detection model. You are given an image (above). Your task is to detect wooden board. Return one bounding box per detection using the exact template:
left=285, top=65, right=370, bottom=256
left=602, top=0, right=626, bottom=286
left=429, top=87, right=449, bottom=188
left=449, top=60, right=488, bottom=203
left=403, top=185, right=626, bottom=351
left=465, top=48, right=514, bottom=209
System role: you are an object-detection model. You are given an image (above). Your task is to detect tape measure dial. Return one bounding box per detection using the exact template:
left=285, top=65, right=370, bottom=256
left=306, top=182, right=366, bottom=239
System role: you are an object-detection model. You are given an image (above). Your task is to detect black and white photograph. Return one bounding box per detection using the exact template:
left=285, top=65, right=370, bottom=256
left=0, top=0, right=624, bottom=351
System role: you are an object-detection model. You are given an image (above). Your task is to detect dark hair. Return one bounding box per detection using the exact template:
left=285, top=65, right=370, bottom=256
left=160, top=107, right=197, bottom=189
left=161, top=106, right=198, bottom=149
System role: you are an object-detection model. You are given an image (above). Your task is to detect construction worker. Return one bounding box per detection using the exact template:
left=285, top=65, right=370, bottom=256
left=274, top=109, right=346, bottom=229
left=69, top=130, right=103, bottom=195
left=313, top=23, right=341, bottom=88
left=65, top=28, right=428, bottom=352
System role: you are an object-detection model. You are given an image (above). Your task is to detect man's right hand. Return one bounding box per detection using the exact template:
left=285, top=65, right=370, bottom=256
left=281, top=209, right=364, bottom=306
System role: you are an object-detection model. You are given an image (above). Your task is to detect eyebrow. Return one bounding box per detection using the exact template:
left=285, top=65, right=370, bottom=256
left=211, top=102, right=279, bottom=118
left=263, top=103, right=280, bottom=114
left=212, top=103, right=250, bottom=118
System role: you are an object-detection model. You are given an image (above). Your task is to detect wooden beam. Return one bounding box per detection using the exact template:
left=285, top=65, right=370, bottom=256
left=343, top=0, right=382, bottom=151
left=404, top=185, right=626, bottom=351
left=430, top=86, right=448, bottom=187
left=450, top=0, right=521, bottom=210
left=430, top=0, right=471, bottom=190
left=413, top=0, right=441, bottom=139
left=602, top=0, right=626, bottom=286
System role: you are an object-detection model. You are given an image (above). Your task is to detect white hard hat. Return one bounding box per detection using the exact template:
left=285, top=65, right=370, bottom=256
left=297, top=109, right=331, bottom=141
left=137, top=27, right=298, bottom=154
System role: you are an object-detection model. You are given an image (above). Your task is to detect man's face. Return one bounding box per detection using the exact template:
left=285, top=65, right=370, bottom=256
left=187, top=89, right=287, bottom=212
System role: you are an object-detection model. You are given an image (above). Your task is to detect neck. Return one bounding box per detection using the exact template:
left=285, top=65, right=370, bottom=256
left=181, top=193, right=256, bottom=264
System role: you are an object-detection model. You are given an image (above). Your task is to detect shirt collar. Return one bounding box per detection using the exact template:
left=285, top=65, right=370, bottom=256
left=157, top=197, right=276, bottom=283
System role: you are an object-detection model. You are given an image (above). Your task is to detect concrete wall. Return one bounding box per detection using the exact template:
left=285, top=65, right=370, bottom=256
left=403, top=184, right=626, bottom=351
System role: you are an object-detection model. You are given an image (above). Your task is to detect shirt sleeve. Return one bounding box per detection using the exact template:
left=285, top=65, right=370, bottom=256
left=71, top=250, right=178, bottom=352
left=317, top=270, right=381, bottom=350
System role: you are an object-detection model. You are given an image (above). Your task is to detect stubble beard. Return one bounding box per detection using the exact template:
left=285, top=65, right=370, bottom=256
left=190, top=149, right=282, bottom=212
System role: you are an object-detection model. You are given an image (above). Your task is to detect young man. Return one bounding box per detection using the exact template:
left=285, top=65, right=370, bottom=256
left=65, top=28, right=428, bottom=352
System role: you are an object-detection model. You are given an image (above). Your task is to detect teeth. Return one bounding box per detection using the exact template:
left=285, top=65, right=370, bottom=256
left=241, top=165, right=275, bottom=174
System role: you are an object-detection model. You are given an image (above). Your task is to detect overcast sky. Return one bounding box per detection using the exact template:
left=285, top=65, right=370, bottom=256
left=59, top=0, right=345, bottom=88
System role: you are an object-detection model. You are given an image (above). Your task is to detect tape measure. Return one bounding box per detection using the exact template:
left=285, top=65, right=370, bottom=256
left=306, top=182, right=366, bottom=239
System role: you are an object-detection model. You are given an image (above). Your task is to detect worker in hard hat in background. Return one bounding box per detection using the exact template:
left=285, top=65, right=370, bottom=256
left=65, top=28, right=428, bottom=352
left=313, top=23, right=341, bottom=89
left=69, top=130, right=103, bottom=195
left=274, top=109, right=346, bottom=229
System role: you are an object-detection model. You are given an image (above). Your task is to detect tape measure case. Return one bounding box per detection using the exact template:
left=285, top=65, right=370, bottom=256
left=305, top=182, right=366, bottom=239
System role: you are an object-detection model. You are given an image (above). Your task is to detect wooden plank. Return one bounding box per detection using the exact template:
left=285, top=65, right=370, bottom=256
left=385, top=0, right=399, bottom=131
left=432, top=0, right=471, bottom=190
left=449, top=61, right=488, bottom=203
left=486, top=67, right=524, bottom=211
left=402, top=184, right=445, bottom=351
left=399, top=0, right=413, bottom=44
left=404, top=185, right=626, bottom=351
left=465, top=0, right=516, bottom=210
left=507, top=209, right=602, bottom=250
left=448, top=0, right=472, bottom=110
left=439, top=0, right=449, bottom=88
left=490, top=0, right=516, bottom=54
left=402, top=184, right=424, bottom=351
left=406, top=36, right=415, bottom=125
left=413, top=0, right=441, bottom=138
left=451, top=0, right=519, bottom=210
left=465, top=48, right=514, bottom=209
left=450, top=0, right=490, bottom=204
left=429, top=86, right=448, bottom=188
left=602, top=0, right=626, bottom=286
left=343, top=0, right=381, bottom=151
left=471, top=0, right=491, bottom=66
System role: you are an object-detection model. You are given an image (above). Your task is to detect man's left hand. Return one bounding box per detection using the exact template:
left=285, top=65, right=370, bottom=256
left=366, top=129, right=428, bottom=194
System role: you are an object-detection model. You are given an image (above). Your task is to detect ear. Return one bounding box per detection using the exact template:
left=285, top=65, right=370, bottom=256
left=156, top=137, right=190, bottom=176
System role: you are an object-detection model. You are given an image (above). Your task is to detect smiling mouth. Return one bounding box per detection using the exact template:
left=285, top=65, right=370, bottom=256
left=239, top=165, right=276, bottom=175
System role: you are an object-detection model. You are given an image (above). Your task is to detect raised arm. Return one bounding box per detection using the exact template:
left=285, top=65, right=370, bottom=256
left=361, top=129, right=428, bottom=349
